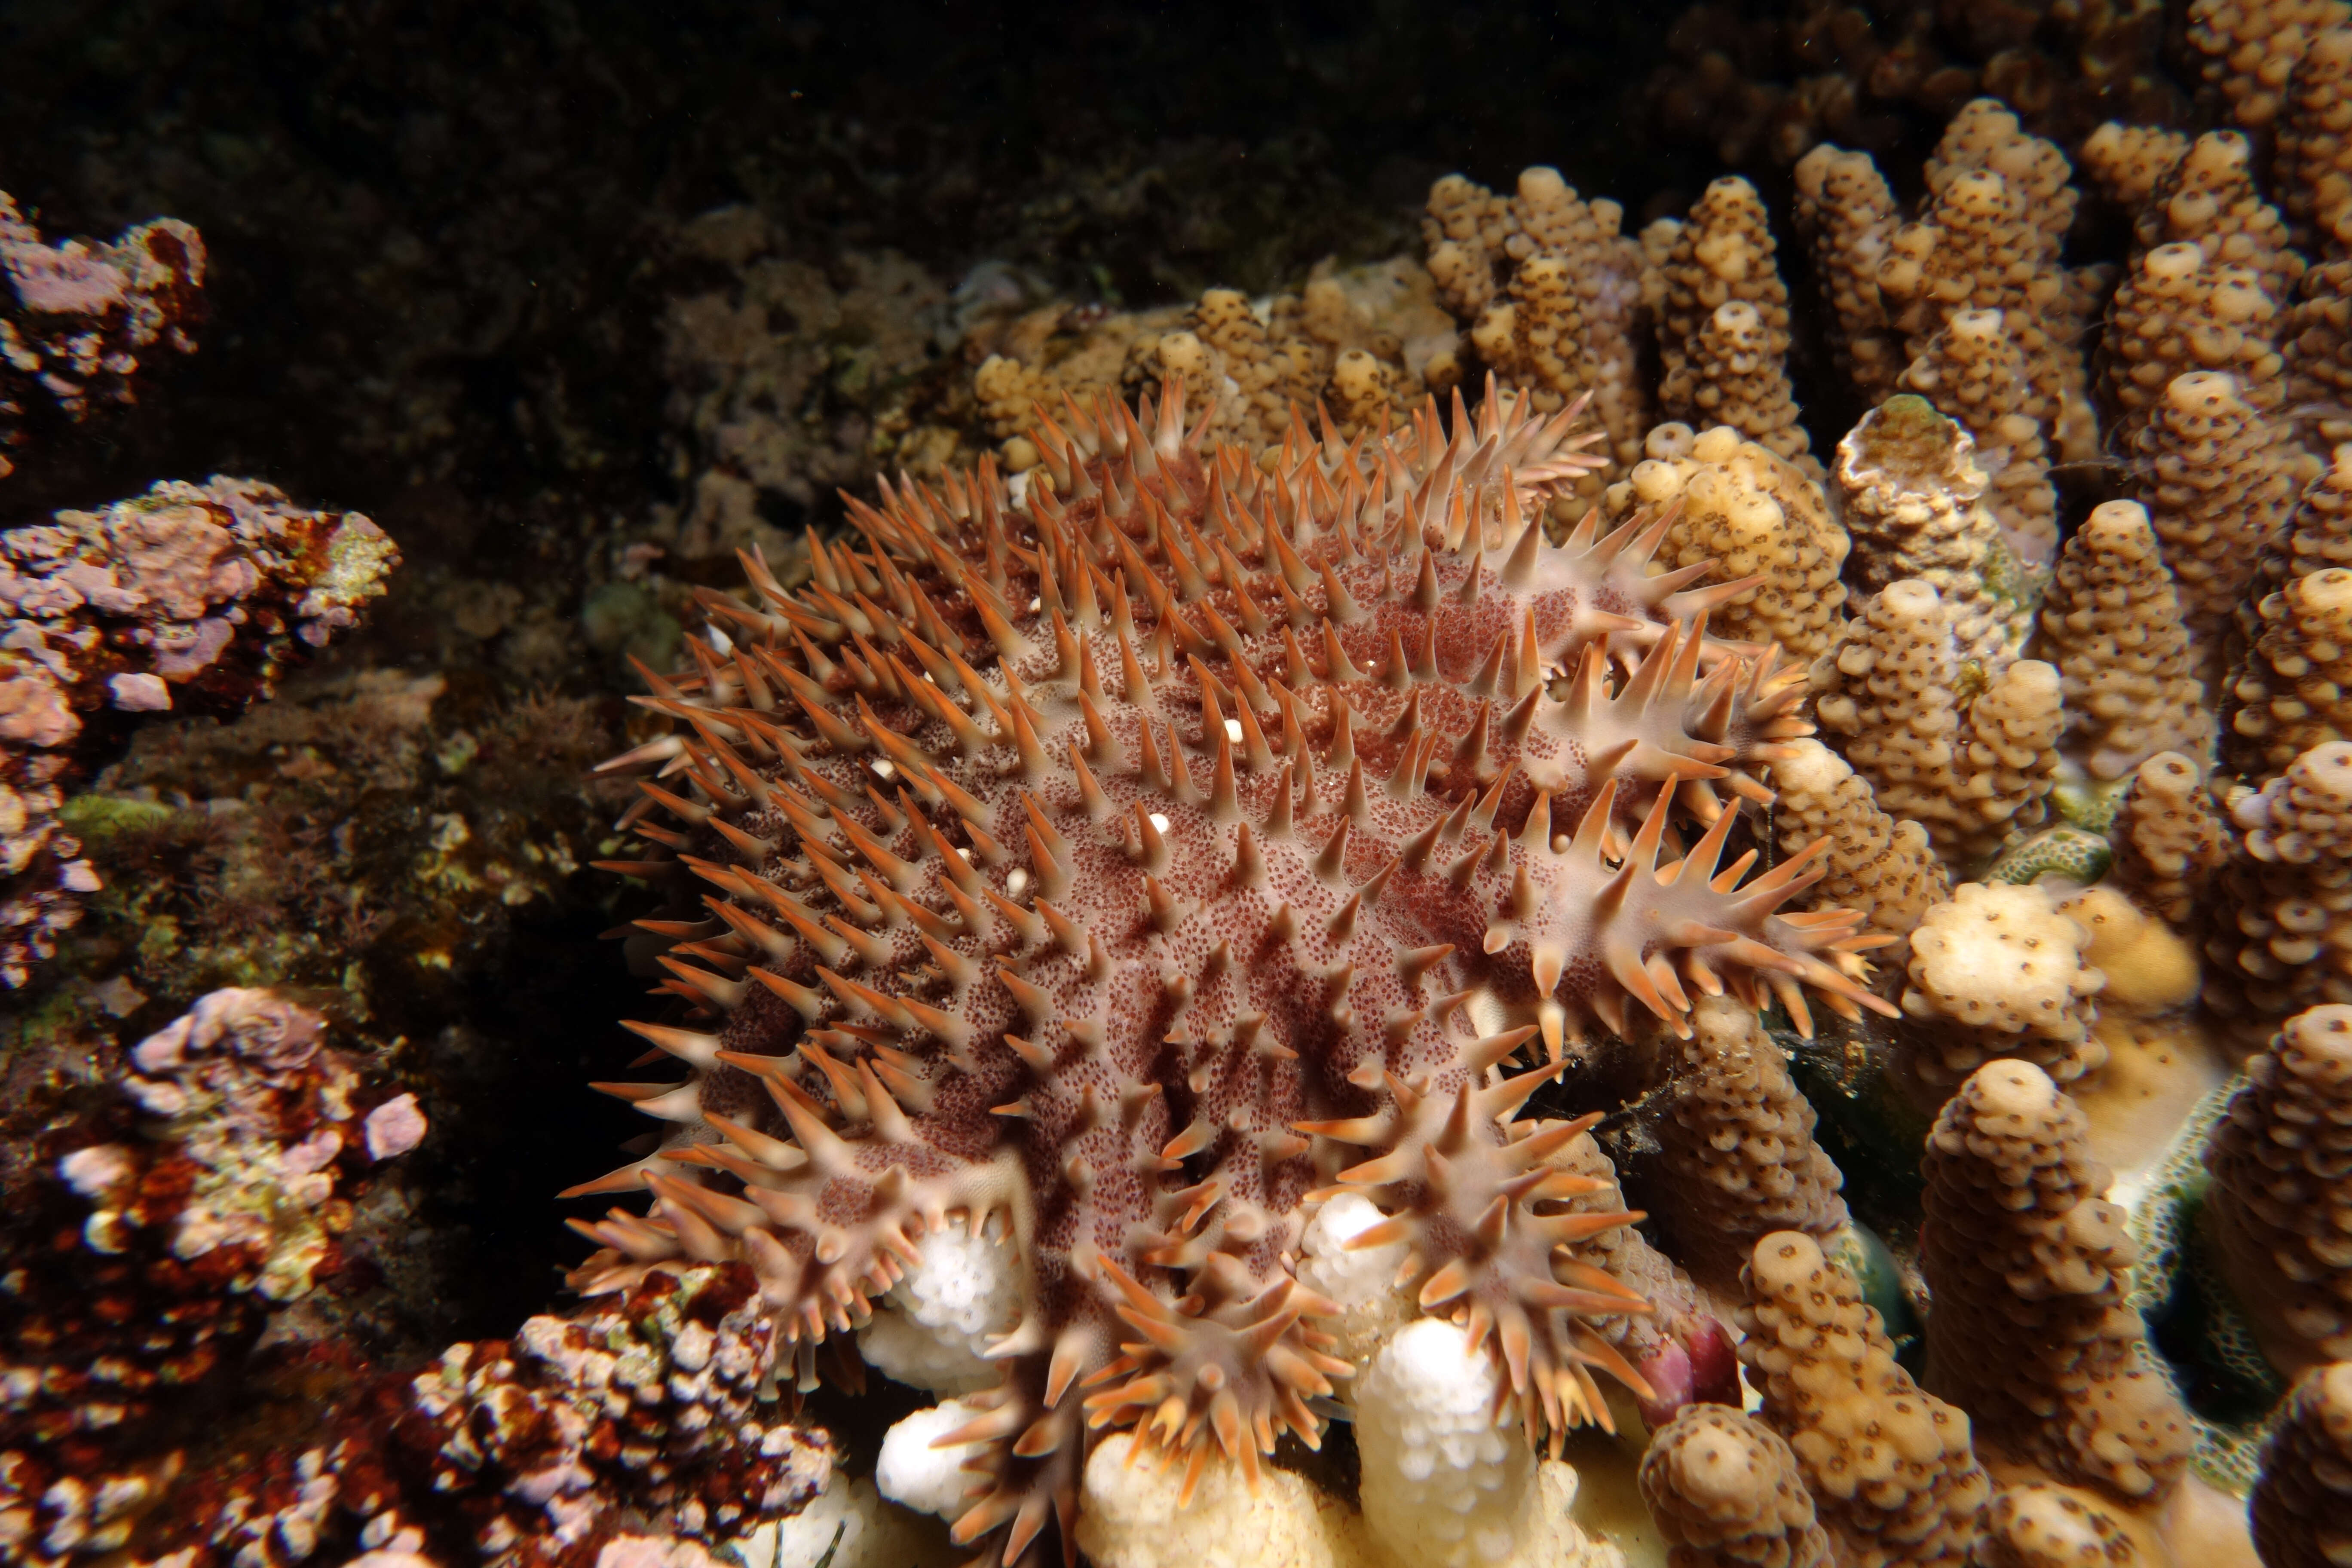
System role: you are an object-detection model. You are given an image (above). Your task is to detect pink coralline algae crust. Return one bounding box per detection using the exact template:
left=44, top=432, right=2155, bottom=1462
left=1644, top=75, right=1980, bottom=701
left=574, top=380, right=1895, bottom=1565
left=0, top=190, right=205, bottom=477
left=2, top=989, right=426, bottom=1567
left=0, top=477, right=399, bottom=985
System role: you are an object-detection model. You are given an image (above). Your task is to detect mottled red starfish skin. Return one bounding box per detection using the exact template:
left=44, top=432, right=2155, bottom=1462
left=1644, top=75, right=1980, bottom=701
left=572, top=382, right=1893, bottom=1567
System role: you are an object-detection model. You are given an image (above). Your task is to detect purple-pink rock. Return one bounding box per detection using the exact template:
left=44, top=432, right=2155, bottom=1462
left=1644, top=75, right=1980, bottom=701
left=0, top=478, right=398, bottom=984
left=0, top=190, right=205, bottom=474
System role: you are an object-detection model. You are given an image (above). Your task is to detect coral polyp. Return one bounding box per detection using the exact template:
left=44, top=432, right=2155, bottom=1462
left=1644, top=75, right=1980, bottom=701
left=573, top=378, right=1892, bottom=1565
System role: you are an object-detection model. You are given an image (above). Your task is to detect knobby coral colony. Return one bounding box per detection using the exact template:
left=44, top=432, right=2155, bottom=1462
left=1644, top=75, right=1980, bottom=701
left=575, top=379, right=1896, bottom=1564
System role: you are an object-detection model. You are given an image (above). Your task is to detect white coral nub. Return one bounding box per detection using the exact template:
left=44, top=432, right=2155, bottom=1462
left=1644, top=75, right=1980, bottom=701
left=877, top=1398, right=986, bottom=1520
left=1298, top=1192, right=1413, bottom=1370
left=1354, top=1318, right=1536, bottom=1568
left=855, top=1218, right=1020, bottom=1394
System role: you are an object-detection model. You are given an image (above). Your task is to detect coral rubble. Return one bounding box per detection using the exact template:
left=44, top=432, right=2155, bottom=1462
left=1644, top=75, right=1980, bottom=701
left=7, top=989, right=426, bottom=1565
left=408, top=1268, right=837, bottom=1568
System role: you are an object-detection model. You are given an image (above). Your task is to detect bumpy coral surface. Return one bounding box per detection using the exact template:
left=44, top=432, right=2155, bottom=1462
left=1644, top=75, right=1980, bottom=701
left=1920, top=1060, right=2193, bottom=1501
left=1814, top=580, right=2063, bottom=867
left=1833, top=397, right=2023, bottom=666
left=2206, top=741, right=2352, bottom=1039
left=2037, top=500, right=2211, bottom=782
left=2205, top=1004, right=2352, bottom=1377
left=2250, top=1361, right=2352, bottom=1568
left=1790, top=145, right=1902, bottom=405
left=574, top=380, right=1892, bottom=1565
left=2108, top=751, right=2229, bottom=927
left=1639, top=1403, right=1830, bottom=1568
left=1606, top=423, right=1849, bottom=662
left=1653, top=997, right=1846, bottom=1281
left=1763, top=739, right=1949, bottom=965
left=1899, top=882, right=2108, bottom=1096
left=1737, top=1232, right=1989, bottom=1567
left=2229, top=566, right=2352, bottom=780
left=2132, top=369, right=2299, bottom=648
left=1975, top=1485, right=2146, bottom=1568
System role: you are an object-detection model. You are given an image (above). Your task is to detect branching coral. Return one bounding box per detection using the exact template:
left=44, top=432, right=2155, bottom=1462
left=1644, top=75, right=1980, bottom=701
left=1919, top=1060, right=2193, bottom=1501
left=1876, top=102, right=2092, bottom=461
left=2107, top=752, right=2230, bottom=927
left=2203, top=1004, right=2352, bottom=1378
left=1897, top=308, right=2057, bottom=563
left=1605, top=422, right=1849, bottom=661
left=2206, top=741, right=2352, bottom=1040
left=519, top=56, right=2352, bottom=1568
left=1638, top=1403, right=1831, bottom=1568
left=2103, top=251, right=2286, bottom=449
left=2250, top=1361, right=2352, bottom=1568
left=1073, top=1428, right=1371, bottom=1568
left=1672, top=303, right=1812, bottom=473
left=1791, top=145, right=1902, bottom=406
left=1898, top=882, right=2108, bottom=1098
left=2034, top=499, right=2211, bottom=781
left=1654, top=178, right=1812, bottom=471
left=1428, top=168, right=1656, bottom=496
left=0, top=478, right=398, bottom=986
left=2186, top=0, right=2351, bottom=132
left=0, top=189, right=205, bottom=478
left=2082, top=123, right=2193, bottom=213
left=2282, top=28, right=2352, bottom=245
left=2228, top=566, right=2352, bottom=780
left=1642, top=1, right=2181, bottom=178
left=1763, top=739, right=1950, bottom=964
left=1736, top=1231, right=1989, bottom=1567
left=973, top=268, right=1444, bottom=472
left=2287, top=256, right=2352, bottom=451
left=2129, top=370, right=2300, bottom=649
left=1814, top=580, right=2063, bottom=867
left=1832, top=397, right=2027, bottom=663
left=1351, top=1316, right=1605, bottom=1568
left=2253, top=442, right=2352, bottom=602
left=1652, top=997, right=1847, bottom=1282
left=2132, top=131, right=2303, bottom=308
left=570, top=379, right=1895, bottom=1565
